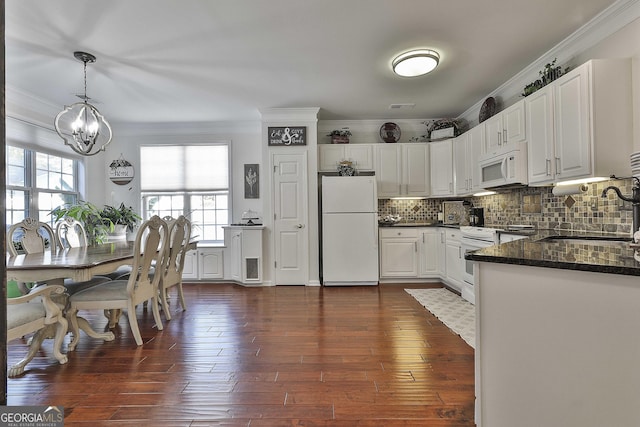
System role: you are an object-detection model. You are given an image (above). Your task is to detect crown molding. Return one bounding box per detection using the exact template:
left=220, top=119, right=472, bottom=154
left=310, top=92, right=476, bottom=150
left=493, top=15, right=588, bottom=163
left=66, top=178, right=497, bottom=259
left=459, top=0, right=640, bottom=126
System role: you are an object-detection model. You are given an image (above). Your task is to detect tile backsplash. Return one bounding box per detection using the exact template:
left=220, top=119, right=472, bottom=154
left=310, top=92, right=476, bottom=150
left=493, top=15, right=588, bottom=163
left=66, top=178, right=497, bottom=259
left=378, top=178, right=636, bottom=235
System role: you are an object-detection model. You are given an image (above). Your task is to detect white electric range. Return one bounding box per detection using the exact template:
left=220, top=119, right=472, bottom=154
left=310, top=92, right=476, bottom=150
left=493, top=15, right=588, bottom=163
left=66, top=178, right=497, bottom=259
left=459, top=226, right=500, bottom=304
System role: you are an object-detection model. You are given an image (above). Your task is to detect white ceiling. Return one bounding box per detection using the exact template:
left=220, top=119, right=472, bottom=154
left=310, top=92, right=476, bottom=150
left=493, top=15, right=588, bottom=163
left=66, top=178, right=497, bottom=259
left=5, top=0, right=619, bottom=125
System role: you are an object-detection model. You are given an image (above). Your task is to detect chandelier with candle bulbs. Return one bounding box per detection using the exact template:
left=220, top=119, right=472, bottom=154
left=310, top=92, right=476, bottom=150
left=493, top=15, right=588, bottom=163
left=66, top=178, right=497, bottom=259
left=54, top=51, right=113, bottom=156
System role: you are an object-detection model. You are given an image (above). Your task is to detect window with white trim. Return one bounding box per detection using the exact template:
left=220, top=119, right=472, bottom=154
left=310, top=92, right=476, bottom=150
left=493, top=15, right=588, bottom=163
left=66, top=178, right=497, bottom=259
left=140, top=144, right=230, bottom=242
left=5, top=145, right=80, bottom=228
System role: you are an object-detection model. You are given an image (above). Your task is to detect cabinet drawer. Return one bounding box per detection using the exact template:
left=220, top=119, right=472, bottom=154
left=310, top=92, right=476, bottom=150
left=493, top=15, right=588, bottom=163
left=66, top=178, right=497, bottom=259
left=443, top=228, right=461, bottom=242
left=379, top=227, right=418, bottom=238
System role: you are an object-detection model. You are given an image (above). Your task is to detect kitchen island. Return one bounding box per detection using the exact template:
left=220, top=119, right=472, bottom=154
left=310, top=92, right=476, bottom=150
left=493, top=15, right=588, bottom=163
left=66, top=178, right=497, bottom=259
left=467, top=233, right=640, bottom=427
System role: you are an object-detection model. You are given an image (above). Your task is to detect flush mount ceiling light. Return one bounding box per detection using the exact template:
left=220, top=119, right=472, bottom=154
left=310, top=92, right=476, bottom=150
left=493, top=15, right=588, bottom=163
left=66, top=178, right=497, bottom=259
left=55, top=51, right=112, bottom=156
left=392, top=49, right=440, bottom=77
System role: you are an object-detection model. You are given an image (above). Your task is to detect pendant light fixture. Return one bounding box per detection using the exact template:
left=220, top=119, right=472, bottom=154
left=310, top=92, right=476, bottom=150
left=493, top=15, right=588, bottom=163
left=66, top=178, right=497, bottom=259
left=392, top=49, right=440, bottom=77
left=54, top=51, right=113, bottom=156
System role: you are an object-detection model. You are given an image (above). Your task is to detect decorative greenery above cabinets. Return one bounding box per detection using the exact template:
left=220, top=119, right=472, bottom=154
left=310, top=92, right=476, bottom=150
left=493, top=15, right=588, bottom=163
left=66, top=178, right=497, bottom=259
left=522, top=58, right=570, bottom=97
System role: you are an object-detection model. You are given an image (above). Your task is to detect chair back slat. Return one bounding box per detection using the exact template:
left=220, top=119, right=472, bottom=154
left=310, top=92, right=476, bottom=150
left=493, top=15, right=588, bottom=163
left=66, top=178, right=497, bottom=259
left=55, top=217, right=89, bottom=249
left=126, top=215, right=169, bottom=303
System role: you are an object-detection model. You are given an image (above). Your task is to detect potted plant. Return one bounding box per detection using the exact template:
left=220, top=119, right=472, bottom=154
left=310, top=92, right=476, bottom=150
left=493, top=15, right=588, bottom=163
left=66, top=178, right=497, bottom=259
left=51, top=200, right=111, bottom=244
left=327, top=128, right=352, bottom=144
left=50, top=201, right=141, bottom=244
left=99, top=203, right=142, bottom=240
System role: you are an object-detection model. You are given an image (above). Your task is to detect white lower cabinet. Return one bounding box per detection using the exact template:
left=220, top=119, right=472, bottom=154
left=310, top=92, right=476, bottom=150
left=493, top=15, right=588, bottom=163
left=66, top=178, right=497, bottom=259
left=437, top=228, right=447, bottom=277
left=200, top=248, right=224, bottom=279
left=418, top=228, right=440, bottom=277
left=379, top=227, right=455, bottom=285
left=225, top=226, right=264, bottom=284
left=182, top=250, right=199, bottom=280
left=443, top=228, right=463, bottom=292
left=182, top=247, right=224, bottom=280
left=379, top=228, right=419, bottom=278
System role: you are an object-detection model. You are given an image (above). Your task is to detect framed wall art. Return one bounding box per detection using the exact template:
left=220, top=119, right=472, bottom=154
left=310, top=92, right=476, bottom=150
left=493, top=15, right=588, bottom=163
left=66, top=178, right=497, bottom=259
left=244, top=164, right=259, bottom=199
left=268, top=126, right=306, bottom=146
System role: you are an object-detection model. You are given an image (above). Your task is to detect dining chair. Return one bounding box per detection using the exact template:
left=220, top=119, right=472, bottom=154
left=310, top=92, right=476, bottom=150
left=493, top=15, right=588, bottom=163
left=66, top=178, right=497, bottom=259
left=7, top=218, right=56, bottom=256
left=158, top=215, right=191, bottom=320
left=7, top=218, right=57, bottom=294
left=54, top=217, right=112, bottom=296
left=66, top=215, right=169, bottom=348
left=7, top=284, right=68, bottom=377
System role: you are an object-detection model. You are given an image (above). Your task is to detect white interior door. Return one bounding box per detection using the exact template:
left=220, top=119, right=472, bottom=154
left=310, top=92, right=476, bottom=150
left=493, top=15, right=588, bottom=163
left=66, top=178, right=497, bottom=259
left=273, top=152, right=308, bottom=285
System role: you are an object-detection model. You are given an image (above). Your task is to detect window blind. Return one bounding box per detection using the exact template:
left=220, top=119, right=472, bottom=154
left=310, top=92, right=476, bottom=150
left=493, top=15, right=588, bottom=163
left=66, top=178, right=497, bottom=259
left=140, top=144, right=229, bottom=191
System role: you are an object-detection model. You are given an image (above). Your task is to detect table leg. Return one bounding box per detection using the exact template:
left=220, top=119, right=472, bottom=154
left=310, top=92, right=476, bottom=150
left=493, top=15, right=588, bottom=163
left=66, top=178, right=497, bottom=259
left=68, top=316, right=115, bottom=351
left=104, top=309, right=122, bottom=328
left=9, top=324, right=69, bottom=377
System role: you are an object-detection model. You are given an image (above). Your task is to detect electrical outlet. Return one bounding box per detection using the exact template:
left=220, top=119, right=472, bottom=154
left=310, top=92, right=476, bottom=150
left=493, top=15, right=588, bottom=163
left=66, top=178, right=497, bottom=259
left=619, top=199, right=633, bottom=211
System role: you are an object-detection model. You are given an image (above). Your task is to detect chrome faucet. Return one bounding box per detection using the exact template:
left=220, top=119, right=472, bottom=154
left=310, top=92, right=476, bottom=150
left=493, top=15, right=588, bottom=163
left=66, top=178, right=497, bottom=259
left=601, top=177, right=640, bottom=234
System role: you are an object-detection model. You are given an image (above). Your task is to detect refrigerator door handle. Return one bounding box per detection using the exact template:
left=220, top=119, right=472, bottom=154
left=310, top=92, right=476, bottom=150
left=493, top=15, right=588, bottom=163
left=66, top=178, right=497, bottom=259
left=373, top=220, right=378, bottom=249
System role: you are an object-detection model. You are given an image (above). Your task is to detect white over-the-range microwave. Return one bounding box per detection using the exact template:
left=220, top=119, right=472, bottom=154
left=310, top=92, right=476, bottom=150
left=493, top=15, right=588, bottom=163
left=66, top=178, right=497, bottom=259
left=478, top=142, right=528, bottom=188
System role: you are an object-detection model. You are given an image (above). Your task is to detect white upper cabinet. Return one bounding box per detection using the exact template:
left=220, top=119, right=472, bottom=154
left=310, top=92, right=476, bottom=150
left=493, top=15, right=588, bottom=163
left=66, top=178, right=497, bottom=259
left=375, top=144, right=402, bottom=196
left=402, top=144, right=430, bottom=197
left=454, top=124, right=484, bottom=196
left=375, top=143, right=430, bottom=198
left=318, top=144, right=374, bottom=172
left=526, top=84, right=555, bottom=184
left=484, top=99, right=526, bottom=156
left=430, top=139, right=454, bottom=197
left=527, top=59, right=633, bottom=185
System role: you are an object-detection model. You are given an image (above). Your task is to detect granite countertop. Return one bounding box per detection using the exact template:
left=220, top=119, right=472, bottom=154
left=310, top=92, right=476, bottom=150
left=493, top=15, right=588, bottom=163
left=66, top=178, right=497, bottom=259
left=467, top=229, right=640, bottom=277
left=378, top=221, right=459, bottom=228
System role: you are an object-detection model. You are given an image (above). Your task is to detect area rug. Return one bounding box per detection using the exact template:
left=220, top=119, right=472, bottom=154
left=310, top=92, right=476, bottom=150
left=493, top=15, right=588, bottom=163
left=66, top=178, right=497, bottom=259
left=405, top=288, right=475, bottom=349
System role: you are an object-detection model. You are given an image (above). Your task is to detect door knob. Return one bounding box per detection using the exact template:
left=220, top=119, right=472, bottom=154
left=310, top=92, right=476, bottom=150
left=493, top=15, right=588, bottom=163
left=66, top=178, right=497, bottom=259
left=296, top=224, right=305, bottom=229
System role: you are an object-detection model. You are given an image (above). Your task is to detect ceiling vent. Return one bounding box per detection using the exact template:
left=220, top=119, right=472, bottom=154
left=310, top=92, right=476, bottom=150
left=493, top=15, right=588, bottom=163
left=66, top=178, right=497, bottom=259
left=389, top=103, right=415, bottom=110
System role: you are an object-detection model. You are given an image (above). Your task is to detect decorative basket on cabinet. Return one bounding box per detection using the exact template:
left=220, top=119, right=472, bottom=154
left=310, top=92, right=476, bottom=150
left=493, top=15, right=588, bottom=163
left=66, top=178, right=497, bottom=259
left=327, top=129, right=351, bottom=144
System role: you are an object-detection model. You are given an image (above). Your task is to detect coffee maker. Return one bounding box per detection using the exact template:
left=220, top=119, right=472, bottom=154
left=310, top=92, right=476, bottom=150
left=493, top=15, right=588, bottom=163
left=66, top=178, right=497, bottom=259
left=469, top=207, right=485, bottom=227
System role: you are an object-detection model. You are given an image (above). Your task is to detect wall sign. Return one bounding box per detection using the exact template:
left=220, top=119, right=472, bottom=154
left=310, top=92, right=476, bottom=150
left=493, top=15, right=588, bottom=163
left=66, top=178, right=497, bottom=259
left=268, top=126, right=306, bottom=146
left=108, top=155, right=135, bottom=185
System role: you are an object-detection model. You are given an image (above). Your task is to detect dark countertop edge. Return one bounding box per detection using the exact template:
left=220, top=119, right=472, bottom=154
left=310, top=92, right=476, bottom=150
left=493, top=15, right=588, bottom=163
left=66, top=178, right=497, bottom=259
left=467, top=251, right=640, bottom=277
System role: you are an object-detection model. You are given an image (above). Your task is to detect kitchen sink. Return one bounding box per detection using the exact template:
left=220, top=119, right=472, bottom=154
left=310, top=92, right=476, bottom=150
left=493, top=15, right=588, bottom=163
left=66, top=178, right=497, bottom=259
left=541, top=236, right=632, bottom=246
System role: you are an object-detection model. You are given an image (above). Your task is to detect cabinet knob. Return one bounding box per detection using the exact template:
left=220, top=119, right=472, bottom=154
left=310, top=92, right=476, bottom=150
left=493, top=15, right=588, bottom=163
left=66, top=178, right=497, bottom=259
left=296, top=224, right=305, bottom=229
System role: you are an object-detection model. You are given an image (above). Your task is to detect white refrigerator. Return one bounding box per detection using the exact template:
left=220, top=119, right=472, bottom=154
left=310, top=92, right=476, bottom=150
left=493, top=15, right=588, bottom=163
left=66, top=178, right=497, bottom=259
left=321, top=175, right=379, bottom=286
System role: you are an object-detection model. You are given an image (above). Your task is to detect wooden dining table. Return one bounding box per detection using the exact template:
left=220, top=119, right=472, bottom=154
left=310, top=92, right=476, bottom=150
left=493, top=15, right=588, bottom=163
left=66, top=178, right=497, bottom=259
left=7, top=240, right=136, bottom=284
left=6, top=240, right=138, bottom=348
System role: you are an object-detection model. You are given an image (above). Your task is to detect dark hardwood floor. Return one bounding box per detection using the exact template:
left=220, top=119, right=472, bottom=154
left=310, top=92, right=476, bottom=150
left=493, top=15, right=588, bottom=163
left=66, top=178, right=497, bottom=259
left=7, top=283, right=475, bottom=426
